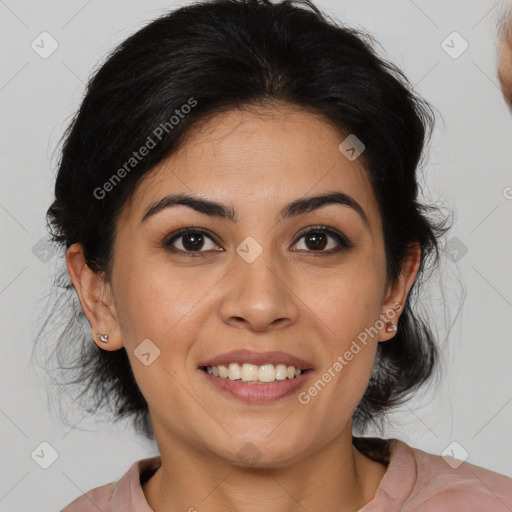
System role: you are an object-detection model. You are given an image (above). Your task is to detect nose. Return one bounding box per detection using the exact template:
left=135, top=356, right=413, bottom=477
left=218, top=251, right=300, bottom=333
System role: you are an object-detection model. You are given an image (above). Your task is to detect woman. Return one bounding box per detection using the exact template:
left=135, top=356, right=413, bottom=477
left=45, top=0, right=512, bottom=510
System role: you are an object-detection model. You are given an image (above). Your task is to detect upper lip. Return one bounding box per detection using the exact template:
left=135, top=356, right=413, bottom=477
left=198, top=349, right=314, bottom=370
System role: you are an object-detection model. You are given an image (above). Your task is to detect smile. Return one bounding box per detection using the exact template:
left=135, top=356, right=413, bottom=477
left=197, top=349, right=314, bottom=402
left=201, top=362, right=304, bottom=383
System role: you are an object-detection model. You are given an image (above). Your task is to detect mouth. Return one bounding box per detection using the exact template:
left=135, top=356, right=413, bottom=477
left=197, top=350, right=314, bottom=403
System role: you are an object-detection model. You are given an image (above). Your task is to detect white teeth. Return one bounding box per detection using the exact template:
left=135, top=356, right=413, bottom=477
left=258, top=364, right=276, bottom=382
left=205, top=362, right=304, bottom=382
left=241, top=364, right=259, bottom=382
left=228, top=362, right=241, bottom=380
left=275, top=364, right=287, bottom=380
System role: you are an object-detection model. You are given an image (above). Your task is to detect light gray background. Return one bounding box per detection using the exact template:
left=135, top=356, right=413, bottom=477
left=1, top=0, right=511, bottom=510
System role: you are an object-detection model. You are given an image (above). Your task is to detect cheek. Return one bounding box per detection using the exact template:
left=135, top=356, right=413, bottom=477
left=113, top=258, right=207, bottom=343
left=296, top=259, right=384, bottom=412
left=112, top=260, right=217, bottom=401
left=112, top=266, right=203, bottom=413
left=296, top=340, right=378, bottom=443
left=304, top=261, right=385, bottom=345
left=301, top=325, right=379, bottom=429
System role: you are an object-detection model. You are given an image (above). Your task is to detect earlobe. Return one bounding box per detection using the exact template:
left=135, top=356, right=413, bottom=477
left=379, top=242, right=421, bottom=342
left=65, top=243, right=123, bottom=351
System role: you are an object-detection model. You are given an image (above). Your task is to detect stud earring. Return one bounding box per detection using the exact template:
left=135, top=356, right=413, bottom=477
left=97, top=333, right=109, bottom=343
left=385, top=322, right=397, bottom=333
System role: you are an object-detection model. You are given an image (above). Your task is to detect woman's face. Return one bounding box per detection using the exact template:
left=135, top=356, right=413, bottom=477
left=76, top=103, right=417, bottom=466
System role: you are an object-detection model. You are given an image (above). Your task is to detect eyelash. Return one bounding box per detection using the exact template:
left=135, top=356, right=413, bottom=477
left=162, top=225, right=355, bottom=257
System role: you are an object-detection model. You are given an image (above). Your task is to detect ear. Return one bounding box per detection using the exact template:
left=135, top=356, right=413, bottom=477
left=65, top=243, right=123, bottom=351
left=378, top=242, right=421, bottom=342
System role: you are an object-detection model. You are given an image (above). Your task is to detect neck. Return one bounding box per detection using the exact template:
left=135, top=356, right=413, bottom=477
left=142, top=425, right=387, bottom=512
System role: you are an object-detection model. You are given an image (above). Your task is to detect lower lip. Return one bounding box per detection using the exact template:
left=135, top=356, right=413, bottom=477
left=199, top=369, right=313, bottom=403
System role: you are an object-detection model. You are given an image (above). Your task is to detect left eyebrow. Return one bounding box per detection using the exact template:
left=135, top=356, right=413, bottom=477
left=140, top=191, right=370, bottom=228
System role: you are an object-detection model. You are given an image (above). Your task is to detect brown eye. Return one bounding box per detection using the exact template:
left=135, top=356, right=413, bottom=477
left=164, top=228, right=221, bottom=254
left=302, top=232, right=328, bottom=251
left=179, top=232, right=206, bottom=251
left=292, top=226, right=354, bottom=254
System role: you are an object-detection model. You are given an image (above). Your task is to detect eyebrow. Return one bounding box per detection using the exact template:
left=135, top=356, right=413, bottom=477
left=140, top=191, right=369, bottom=227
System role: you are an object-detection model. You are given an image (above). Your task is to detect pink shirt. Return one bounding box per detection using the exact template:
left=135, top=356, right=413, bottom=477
left=61, top=438, right=512, bottom=511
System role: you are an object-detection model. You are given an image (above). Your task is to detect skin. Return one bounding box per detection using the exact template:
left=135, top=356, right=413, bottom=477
left=66, top=102, right=421, bottom=512
left=498, top=27, right=512, bottom=107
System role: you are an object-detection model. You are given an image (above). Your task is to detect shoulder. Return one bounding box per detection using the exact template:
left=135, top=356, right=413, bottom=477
left=60, top=481, right=117, bottom=512
left=394, top=439, right=512, bottom=512
left=60, top=456, right=161, bottom=512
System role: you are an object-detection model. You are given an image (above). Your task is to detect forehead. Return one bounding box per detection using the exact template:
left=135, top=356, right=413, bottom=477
left=120, top=103, right=381, bottom=230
